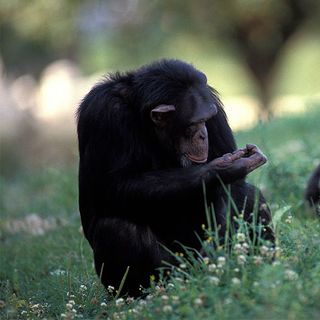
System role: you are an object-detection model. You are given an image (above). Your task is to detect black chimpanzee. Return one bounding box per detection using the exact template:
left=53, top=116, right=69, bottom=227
left=77, top=59, right=274, bottom=296
left=305, top=164, right=320, bottom=215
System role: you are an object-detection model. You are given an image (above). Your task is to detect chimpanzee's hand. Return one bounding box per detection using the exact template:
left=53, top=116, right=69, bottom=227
left=205, top=144, right=267, bottom=183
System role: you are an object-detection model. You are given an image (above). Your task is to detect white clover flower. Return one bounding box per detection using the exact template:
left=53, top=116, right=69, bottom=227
left=66, top=292, right=74, bottom=298
left=80, top=284, right=87, bottom=291
left=216, top=268, right=224, bottom=276
left=275, top=246, right=282, bottom=257
left=285, top=215, right=293, bottom=224
left=208, top=263, right=217, bottom=272
left=161, top=295, right=169, bottom=303
left=284, top=269, right=298, bottom=281
left=236, top=232, right=246, bottom=242
left=260, top=245, right=269, bottom=256
left=163, top=305, right=173, bottom=313
left=217, top=256, right=226, bottom=268
left=234, top=268, right=240, bottom=273
left=66, top=303, right=73, bottom=310
left=126, top=297, right=134, bottom=304
left=217, top=257, right=226, bottom=264
left=50, top=269, right=66, bottom=276
left=235, top=243, right=249, bottom=255
left=115, top=298, right=125, bottom=307
left=253, top=255, right=263, bottom=266
left=237, top=254, right=246, bottom=266
left=208, top=276, right=220, bottom=285
left=172, top=296, right=180, bottom=304
left=242, top=242, right=249, bottom=250
left=194, top=298, right=203, bottom=306
left=260, top=203, right=268, bottom=211
left=107, top=285, right=115, bottom=293
left=231, top=277, right=241, bottom=285
left=100, top=302, right=107, bottom=307
left=133, top=308, right=140, bottom=315
left=139, top=300, right=147, bottom=306
left=203, top=257, right=210, bottom=265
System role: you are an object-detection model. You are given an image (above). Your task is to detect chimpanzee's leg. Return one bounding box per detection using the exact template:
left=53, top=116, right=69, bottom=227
left=92, top=217, right=174, bottom=297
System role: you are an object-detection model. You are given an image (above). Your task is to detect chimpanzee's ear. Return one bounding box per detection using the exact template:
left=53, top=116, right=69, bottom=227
left=150, top=105, right=176, bottom=127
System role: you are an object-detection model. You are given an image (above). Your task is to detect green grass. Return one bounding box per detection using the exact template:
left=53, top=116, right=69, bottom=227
left=1, top=106, right=320, bottom=319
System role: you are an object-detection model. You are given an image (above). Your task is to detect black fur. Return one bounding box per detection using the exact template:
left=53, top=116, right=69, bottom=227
left=77, top=59, right=274, bottom=296
left=305, top=164, right=320, bottom=215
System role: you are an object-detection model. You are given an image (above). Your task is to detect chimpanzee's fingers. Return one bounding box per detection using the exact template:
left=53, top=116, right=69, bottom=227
left=222, top=153, right=233, bottom=162
left=246, top=144, right=259, bottom=153
left=230, top=149, right=246, bottom=161
left=247, top=151, right=267, bottom=172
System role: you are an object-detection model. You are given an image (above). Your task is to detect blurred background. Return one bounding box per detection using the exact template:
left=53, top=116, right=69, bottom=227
left=1, top=0, right=320, bottom=177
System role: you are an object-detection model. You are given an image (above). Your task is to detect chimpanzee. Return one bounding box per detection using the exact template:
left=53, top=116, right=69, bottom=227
left=305, top=164, right=320, bottom=215
left=77, top=59, right=274, bottom=296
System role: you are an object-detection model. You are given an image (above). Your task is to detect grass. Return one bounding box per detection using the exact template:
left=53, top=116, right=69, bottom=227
left=1, top=106, right=320, bottom=319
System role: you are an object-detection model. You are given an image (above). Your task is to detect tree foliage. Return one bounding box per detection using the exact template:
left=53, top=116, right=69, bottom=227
left=1, top=0, right=319, bottom=109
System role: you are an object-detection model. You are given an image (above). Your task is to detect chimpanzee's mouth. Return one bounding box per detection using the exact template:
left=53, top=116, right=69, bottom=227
left=186, top=153, right=208, bottom=163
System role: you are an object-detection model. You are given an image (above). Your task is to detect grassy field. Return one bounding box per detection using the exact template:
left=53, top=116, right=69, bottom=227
left=1, top=106, right=319, bottom=319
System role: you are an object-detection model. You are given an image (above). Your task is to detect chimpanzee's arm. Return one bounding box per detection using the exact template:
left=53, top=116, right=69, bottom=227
left=113, top=144, right=266, bottom=210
